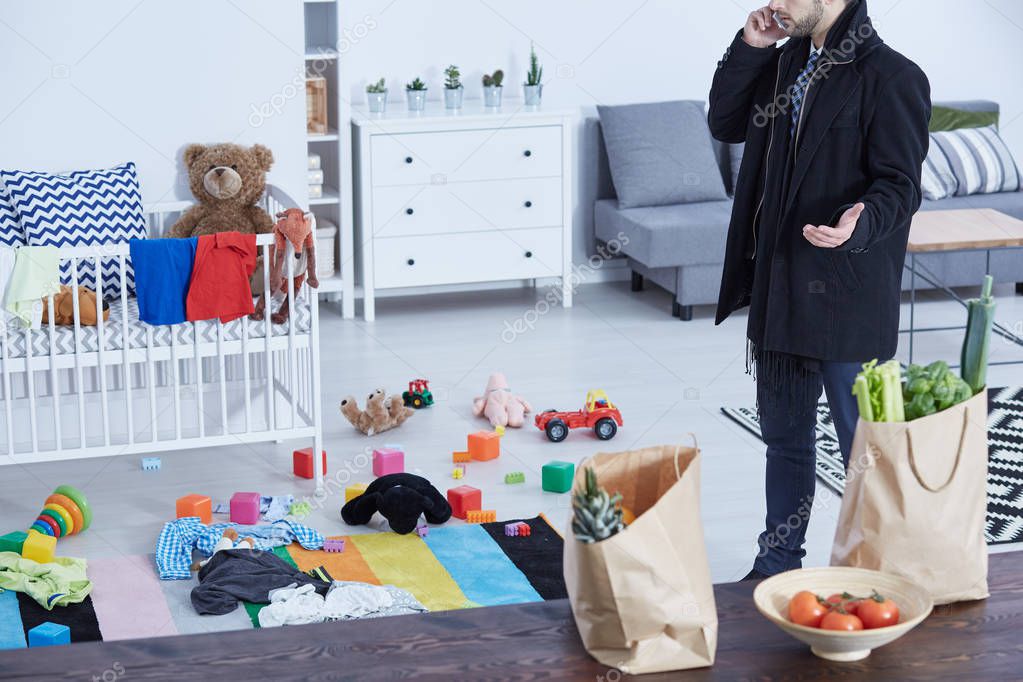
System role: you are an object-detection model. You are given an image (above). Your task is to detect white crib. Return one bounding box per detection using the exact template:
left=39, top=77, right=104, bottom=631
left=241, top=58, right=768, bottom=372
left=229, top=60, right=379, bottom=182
left=0, top=185, right=324, bottom=488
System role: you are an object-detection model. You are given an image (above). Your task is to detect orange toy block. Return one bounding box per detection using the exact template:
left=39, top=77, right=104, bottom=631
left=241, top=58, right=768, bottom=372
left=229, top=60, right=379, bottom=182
left=452, top=451, right=471, bottom=463
left=176, top=494, right=212, bottom=524
left=468, top=431, right=500, bottom=461
left=465, top=509, right=496, bottom=524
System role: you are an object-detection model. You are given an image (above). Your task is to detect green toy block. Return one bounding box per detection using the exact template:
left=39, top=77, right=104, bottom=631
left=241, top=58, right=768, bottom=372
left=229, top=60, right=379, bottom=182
left=504, top=471, right=525, bottom=484
left=0, top=531, right=28, bottom=554
left=541, top=461, right=575, bottom=493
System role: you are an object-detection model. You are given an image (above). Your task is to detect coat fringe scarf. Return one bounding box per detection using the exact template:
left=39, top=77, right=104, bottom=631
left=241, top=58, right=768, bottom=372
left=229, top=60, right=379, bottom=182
left=746, top=338, right=822, bottom=417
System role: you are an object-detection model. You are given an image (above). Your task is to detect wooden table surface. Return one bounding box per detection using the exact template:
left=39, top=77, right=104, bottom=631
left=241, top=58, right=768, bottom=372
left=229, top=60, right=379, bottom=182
left=908, top=208, right=1023, bottom=253
left=1, top=551, right=1020, bottom=681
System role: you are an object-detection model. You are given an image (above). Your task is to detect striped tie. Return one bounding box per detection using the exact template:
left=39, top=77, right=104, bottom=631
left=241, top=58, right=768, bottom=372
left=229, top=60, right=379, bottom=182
left=790, top=49, right=821, bottom=139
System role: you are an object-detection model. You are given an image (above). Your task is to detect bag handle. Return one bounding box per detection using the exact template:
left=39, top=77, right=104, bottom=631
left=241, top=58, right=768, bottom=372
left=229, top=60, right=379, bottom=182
left=673, top=433, right=699, bottom=480
left=904, top=405, right=970, bottom=493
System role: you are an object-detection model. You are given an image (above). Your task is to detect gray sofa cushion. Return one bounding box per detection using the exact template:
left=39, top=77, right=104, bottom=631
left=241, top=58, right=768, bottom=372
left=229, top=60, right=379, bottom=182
left=596, top=101, right=728, bottom=209
left=919, top=190, right=1023, bottom=221
left=594, top=198, right=732, bottom=267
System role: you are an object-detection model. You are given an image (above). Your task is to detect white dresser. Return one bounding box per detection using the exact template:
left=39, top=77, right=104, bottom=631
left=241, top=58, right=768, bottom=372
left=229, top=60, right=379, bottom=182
left=351, top=103, right=575, bottom=320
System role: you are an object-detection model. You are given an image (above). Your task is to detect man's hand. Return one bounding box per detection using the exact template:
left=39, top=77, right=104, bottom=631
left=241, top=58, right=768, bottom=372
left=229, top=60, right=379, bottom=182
left=743, top=7, right=787, bottom=48
left=803, top=203, right=865, bottom=248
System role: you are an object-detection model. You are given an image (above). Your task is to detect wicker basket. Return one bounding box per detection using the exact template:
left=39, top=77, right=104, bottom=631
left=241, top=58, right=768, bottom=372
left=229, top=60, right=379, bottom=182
left=315, top=220, right=338, bottom=278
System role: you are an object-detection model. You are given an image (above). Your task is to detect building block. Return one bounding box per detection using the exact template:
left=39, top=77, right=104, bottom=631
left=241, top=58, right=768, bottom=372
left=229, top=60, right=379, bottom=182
left=504, top=471, right=525, bottom=484
left=345, top=482, right=368, bottom=503
left=517, top=522, right=531, bottom=536
left=27, top=622, right=70, bottom=647
left=293, top=448, right=327, bottom=479
left=468, top=431, right=500, bottom=461
left=466, top=510, right=496, bottom=524
left=0, top=530, right=28, bottom=554
left=494, top=425, right=505, bottom=436
left=452, top=450, right=471, bottom=463
left=141, top=456, right=161, bottom=471
left=372, top=447, right=404, bottom=477
left=22, top=530, right=56, bottom=564
left=451, top=466, right=464, bottom=480
left=323, top=538, right=345, bottom=553
left=447, top=485, right=482, bottom=520
left=504, top=522, right=520, bottom=536
left=542, top=461, right=575, bottom=493
left=289, top=501, right=311, bottom=518
left=176, top=494, right=212, bottom=524
left=416, top=523, right=429, bottom=538
left=230, top=492, right=261, bottom=525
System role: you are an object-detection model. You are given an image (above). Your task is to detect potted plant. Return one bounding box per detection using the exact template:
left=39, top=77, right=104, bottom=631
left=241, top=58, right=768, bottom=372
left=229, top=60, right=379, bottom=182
left=366, top=77, right=387, bottom=113
left=523, top=43, right=543, bottom=105
left=482, top=69, right=504, bottom=108
left=406, top=77, right=428, bottom=112
left=443, top=65, right=464, bottom=110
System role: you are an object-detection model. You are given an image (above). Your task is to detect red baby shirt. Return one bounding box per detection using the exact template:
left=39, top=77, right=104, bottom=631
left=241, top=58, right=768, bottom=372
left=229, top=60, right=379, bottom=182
left=186, top=232, right=258, bottom=323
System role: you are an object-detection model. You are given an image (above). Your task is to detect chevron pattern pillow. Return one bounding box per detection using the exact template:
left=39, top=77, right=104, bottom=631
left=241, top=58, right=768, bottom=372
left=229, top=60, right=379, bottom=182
left=0, top=162, right=146, bottom=298
left=0, top=186, right=25, bottom=246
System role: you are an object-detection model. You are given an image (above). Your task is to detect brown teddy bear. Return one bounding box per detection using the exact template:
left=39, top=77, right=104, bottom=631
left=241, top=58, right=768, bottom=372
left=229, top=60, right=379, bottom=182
left=168, top=143, right=275, bottom=239
left=340, top=389, right=414, bottom=435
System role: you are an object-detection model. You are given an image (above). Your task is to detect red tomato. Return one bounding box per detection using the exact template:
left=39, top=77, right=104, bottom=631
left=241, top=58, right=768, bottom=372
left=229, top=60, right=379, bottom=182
left=788, top=590, right=827, bottom=628
left=820, top=610, right=864, bottom=631
left=825, top=592, right=861, bottom=615
left=858, top=592, right=900, bottom=629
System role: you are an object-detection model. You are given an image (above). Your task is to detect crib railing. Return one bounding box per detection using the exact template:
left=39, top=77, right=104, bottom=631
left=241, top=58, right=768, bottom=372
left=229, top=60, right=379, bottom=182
left=0, top=185, right=324, bottom=488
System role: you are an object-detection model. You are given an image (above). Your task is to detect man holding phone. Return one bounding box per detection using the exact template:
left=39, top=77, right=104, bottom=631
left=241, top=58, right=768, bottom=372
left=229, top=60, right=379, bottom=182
left=708, top=0, right=930, bottom=579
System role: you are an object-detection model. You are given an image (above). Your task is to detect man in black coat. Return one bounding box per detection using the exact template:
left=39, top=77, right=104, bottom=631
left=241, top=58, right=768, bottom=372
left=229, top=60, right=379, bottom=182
left=708, top=0, right=930, bottom=578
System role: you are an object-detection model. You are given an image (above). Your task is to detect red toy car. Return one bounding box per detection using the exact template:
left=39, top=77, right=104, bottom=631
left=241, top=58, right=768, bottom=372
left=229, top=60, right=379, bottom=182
left=535, top=390, right=623, bottom=442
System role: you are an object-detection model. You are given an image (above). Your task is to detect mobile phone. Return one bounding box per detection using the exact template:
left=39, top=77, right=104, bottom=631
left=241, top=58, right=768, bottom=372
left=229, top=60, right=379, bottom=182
left=773, top=11, right=787, bottom=29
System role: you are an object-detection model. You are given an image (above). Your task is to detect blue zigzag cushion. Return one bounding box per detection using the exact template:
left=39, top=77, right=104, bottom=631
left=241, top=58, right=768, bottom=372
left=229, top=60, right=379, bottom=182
left=0, top=185, right=25, bottom=246
left=0, top=162, right=146, bottom=298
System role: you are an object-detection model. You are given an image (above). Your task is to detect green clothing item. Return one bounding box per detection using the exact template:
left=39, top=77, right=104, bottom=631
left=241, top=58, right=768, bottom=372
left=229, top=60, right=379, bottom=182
left=0, top=551, right=92, bottom=609
left=3, top=245, right=62, bottom=326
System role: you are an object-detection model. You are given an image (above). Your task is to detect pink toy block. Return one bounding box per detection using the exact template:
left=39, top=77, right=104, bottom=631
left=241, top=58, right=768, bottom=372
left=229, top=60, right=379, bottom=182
left=323, top=538, right=345, bottom=553
left=416, top=524, right=429, bottom=538
left=372, top=447, right=404, bottom=477
left=230, top=492, right=260, bottom=525
left=446, top=485, right=482, bottom=520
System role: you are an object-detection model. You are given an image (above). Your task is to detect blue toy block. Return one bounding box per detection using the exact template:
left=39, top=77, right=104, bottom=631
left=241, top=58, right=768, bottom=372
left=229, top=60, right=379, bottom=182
left=141, top=456, right=161, bottom=471
left=28, top=622, right=70, bottom=647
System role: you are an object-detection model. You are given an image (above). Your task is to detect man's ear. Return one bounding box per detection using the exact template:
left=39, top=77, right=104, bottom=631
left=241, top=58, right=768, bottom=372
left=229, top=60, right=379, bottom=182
left=183, top=143, right=206, bottom=167
left=251, top=144, right=274, bottom=171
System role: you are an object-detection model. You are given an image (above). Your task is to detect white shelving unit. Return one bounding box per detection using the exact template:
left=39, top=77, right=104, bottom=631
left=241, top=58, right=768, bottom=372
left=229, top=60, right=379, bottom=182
left=303, top=0, right=355, bottom=318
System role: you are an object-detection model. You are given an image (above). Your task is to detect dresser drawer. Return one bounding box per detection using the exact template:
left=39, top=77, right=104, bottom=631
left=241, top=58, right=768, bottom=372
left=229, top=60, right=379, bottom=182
left=370, top=126, right=562, bottom=186
left=372, top=177, right=562, bottom=237
left=373, top=227, right=564, bottom=289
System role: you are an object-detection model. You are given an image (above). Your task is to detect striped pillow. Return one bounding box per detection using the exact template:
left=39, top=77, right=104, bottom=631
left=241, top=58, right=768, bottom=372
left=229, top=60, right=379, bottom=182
left=0, top=185, right=25, bottom=246
left=920, top=142, right=958, bottom=201
left=929, top=125, right=1021, bottom=197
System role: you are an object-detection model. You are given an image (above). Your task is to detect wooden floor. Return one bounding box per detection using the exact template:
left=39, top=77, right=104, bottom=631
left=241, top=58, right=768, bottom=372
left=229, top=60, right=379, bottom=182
left=3, top=280, right=1022, bottom=588
left=2, top=550, right=1019, bottom=681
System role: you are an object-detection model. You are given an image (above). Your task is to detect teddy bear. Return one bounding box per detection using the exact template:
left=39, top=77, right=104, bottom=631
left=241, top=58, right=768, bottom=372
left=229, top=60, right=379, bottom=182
left=252, top=208, right=318, bottom=324
left=168, top=143, right=275, bottom=239
left=339, top=389, right=413, bottom=435
left=341, top=473, right=452, bottom=534
left=472, top=372, right=532, bottom=427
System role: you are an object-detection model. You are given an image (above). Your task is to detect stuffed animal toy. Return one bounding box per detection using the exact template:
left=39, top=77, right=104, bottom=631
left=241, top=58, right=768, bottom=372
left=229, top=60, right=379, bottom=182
left=40, top=286, right=110, bottom=326
left=340, top=389, right=413, bottom=435
left=472, top=372, right=532, bottom=427
left=252, top=208, right=318, bottom=324
left=168, top=142, right=275, bottom=239
left=341, top=473, right=452, bottom=534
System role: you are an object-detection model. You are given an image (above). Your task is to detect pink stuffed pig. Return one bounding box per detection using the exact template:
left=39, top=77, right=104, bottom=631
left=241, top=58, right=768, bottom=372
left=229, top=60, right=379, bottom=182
left=472, top=372, right=532, bottom=428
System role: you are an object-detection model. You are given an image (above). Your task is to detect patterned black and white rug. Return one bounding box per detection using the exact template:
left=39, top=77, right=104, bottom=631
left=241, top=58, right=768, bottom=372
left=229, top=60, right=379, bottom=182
left=721, top=386, right=1023, bottom=546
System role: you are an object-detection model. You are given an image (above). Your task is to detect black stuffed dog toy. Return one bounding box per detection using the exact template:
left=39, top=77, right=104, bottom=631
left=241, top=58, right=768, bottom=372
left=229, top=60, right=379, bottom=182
left=341, top=473, right=452, bottom=534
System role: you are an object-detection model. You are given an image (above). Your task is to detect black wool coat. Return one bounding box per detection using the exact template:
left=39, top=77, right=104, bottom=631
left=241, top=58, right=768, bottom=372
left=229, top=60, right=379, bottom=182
left=709, top=0, right=931, bottom=365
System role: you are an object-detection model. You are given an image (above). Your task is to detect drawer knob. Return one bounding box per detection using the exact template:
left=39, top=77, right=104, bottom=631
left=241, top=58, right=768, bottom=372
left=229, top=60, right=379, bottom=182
left=407, top=258, right=415, bottom=266
left=405, top=156, right=413, bottom=164
left=524, top=251, right=533, bottom=258
left=405, top=208, right=414, bottom=215
left=523, top=150, right=532, bottom=157
left=524, top=200, right=533, bottom=208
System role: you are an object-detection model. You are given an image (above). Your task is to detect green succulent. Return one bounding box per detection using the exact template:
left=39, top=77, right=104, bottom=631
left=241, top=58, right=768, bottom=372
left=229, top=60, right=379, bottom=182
left=526, top=43, right=543, bottom=86
left=406, top=77, right=427, bottom=91
left=571, top=467, right=624, bottom=544
left=483, top=69, right=504, bottom=87
left=366, top=77, right=386, bottom=93
left=444, top=65, right=462, bottom=90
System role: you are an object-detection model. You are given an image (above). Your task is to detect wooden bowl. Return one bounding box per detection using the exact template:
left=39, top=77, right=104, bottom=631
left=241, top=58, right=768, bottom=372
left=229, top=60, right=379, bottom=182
left=753, top=566, right=934, bottom=661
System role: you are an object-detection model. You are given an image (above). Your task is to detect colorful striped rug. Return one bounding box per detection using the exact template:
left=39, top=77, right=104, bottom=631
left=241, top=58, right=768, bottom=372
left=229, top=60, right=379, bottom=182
left=0, top=515, right=565, bottom=648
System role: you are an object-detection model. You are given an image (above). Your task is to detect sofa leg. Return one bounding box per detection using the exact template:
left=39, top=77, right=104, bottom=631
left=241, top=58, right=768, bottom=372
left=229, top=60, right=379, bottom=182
left=631, top=271, right=644, bottom=292
left=1016, top=282, right=1023, bottom=295
left=679, top=305, right=693, bottom=321
left=672, top=301, right=681, bottom=317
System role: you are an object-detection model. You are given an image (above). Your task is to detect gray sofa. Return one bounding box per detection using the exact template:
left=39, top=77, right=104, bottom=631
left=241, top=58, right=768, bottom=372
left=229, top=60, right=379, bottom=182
left=593, top=100, right=1023, bottom=320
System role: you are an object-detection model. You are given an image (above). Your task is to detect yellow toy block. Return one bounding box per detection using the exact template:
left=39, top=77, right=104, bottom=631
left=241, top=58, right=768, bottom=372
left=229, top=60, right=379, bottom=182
left=494, top=425, right=505, bottom=436
left=452, top=467, right=464, bottom=479
left=22, top=530, right=56, bottom=564
left=465, top=509, right=496, bottom=524
left=345, top=482, right=369, bottom=503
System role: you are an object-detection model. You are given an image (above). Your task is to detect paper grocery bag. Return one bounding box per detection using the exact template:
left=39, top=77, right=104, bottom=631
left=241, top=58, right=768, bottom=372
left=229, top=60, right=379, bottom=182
left=563, top=441, right=717, bottom=674
left=831, top=389, right=989, bottom=605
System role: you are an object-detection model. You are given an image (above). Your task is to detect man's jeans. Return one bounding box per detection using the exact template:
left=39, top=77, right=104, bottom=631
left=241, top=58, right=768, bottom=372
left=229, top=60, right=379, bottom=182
left=752, top=359, right=865, bottom=576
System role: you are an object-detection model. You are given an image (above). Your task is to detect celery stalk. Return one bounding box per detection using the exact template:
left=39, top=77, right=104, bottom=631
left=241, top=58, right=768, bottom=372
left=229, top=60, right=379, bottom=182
left=852, top=374, right=874, bottom=421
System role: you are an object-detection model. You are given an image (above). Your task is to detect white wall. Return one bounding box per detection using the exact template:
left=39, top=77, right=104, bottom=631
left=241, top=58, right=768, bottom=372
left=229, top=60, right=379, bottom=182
left=338, top=0, right=1023, bottom=265
left=0, top=0, right=306, bottom=207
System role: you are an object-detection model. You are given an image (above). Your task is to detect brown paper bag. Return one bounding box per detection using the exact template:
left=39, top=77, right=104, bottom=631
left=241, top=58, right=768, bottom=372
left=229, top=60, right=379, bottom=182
left=563, top=442, right=717, bottom=674
left=831, top=389, right=989, bottom=605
